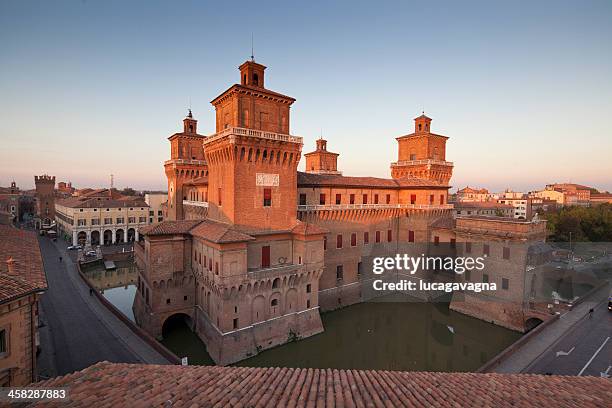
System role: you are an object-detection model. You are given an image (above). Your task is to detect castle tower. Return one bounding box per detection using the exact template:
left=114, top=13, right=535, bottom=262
left=304, top=138, right=341, bottom=175
left=164, top=110, right=208, bottom=221
left=34, top=174, right=56, bottom=226
left=204, top=60, right=301, bottom=230
left=391, top=114, right=453, bottom=184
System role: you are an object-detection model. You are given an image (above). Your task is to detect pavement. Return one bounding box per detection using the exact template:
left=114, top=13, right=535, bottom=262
left=493, top=284, right=611, bottom=376
left=36, top=236, right=170, bottom=380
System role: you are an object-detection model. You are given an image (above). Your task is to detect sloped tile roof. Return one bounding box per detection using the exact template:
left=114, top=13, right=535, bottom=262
left=291, top=220, right=329, bottom=236
left=0, top=225, right=47, bottom=303
left=139, top=220, right=203, bottom=236
left=190, top=219, right=254, bottom=243
left=34, top=362, right=610, bottom=407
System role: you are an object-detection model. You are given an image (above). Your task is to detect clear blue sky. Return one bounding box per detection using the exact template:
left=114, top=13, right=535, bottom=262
left=1, top=0, right=611, bottom=192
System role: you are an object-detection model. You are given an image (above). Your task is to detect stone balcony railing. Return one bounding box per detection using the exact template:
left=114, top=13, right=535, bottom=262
left=182, top=200, right=209, bottom=208
left=164, top=158, right=207, bottom=167
left=390, top=159, right=454, bottom=167
left=298, top=203, right=454, bottom=211
left=203, top=126, right=303, bottom=146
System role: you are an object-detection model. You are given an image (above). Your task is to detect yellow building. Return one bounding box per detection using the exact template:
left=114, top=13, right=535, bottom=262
left=55, top=189, right=149, bottom=245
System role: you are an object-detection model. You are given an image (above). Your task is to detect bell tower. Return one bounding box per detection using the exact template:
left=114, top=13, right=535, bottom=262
left=391, top=113, right=453, bottom=184
left=304, top=138, right=341, bottom=175
left=164, top=110, right=207, bottom=221
left=205, top=60, right=301, bottom=230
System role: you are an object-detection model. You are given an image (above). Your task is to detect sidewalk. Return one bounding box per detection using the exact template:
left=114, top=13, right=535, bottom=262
left=493, top=284, right=610, bottom=373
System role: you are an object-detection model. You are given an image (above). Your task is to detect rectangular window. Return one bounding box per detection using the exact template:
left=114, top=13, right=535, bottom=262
left=387, top=229, right=392, bottom=242
left=335, top=194, right=341, bottom=205
left=364, top=231, right=369, bottom=244
left=336, top=265, right=343, bottom=281
left=149, top=210, right=154, bottom=216
left=375, top=231, right=381, bottom=243
left=306, top=284, right=312, bottom=293
left=483, top=274, right=489, bottom=283
left=450, top=238, right=456, bottom=248
left=261, top=246, right=271, bottom=268
left=218, top=188, right=222, bottom=206
left=466, top=242, right=472, bottom=253
left=374, top=194, right=379, bottom=204
left=503, top=247, right=510, bottom=260
left=429, top=194, right=434, bottom=204
left=320, top=193, right=326, bottom=205
left=351, top=233, right=357, bottom=246
left=434, top=236, right=440, bottom=246
left=357, top=261, right=363, bottom=277
left=128, top=217, right=136, bottom=223
left=350, top=194, right=355, bottom=204
left=336, top=234, right=343, bottom=249
left=91, top=219, right=100, bottom=226
left=263, top=188, right=272, bottom=207
left=323, top=236, right=327, bottom=250
left=363, top=194, right=368, bottom=204
left=299, top=193, right=306, bottom=205
left=502, top=278, right=509, bottom=290
left=116, top=217, right=124, bottom=224
left=408, top=230, right=415, bottom=242
left=139, top=216, right=146, bottom=223
left=158, top=210, right=163, bottom=216
left=209, top=259, right=212, bottom=270
left=483, top=244, right=490, bottom=256
left=439, top=194, right=445, bottom=205
left=215, top=262, right=219, bottom=275
left=386, top=194, right=391, bottom=204
left=104, top=218, right=112, bottom=225
left=233, top=318, right=238, bottom=329
left=410, top=194, right=416, bottom=205
left=78, top=219, right=86, bottom=226
left=0, top=329, right=6, bottom=354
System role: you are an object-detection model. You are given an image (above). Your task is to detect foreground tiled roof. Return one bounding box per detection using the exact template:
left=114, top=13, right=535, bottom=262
left=56, top=195, right=147, bottom=209
left=139, top=219, right=202, bottom=236
left=454, top=201, right=513, bottom=209
left=298, top=172, right=447, bottom=189
left=35, top=362, right=610, bottom=407
left=0, top=225, right=47, bottom=303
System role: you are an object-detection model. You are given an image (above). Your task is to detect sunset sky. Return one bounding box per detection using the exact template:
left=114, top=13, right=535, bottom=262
left=1, top=0, right=611, bottom=192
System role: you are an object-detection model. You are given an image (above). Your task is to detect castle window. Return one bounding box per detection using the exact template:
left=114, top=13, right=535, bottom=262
left=410, top=194, right=416, bottom=205
left=408, top=230, right=415, bottom=242
left=434, top=236, right=440, bottom=246
left=0, top=329, right=6, bottom=355
left=323, top=236, right=327, bottom=250
left=363, top=194, right=368, bottom=204
left=374, top=194, right=379, bottom=204
left=335, top=194, right=341, bottom=205
left=440, top=195, right=445, bottom=205
left=263, top=188, right=272, bottom=207
left=350, top=194, right=355, bottom=204
left=306, top=284, right=311, bottom=293
left=483, top=244, right=490, bottom=256
left=272, top=277, right=280, bottom=288
left=261, top=246, right=270, bottom=268
left=418, top=124, right=422, bottom=131
left=218, top=188, right=222, bottom=206
left=387, top=230, right=392, bottom=242
left=243, top=74, right=246, bottom=84
left=364, top=232, right=369, bottom=244
left=410, top=153, right=416, bottom=160
left=320, top=194, right=326, bottom=205
left=336, top=265, right=343, bottom=281
left=307, top=300, right=311, bottom=308
left=358, top=262, right=363, bottom=277
left=351, top=233, right=357, bottom=246
left=166, top=298, right=171, bottom=304
left=483, top=274, right=489, bottom=283
left=336, top=234, right=343, bottom=249
left=450, top=238, right=456, bottom=248
left=502, top=278, right=509, bottom=290
left=429, top=194, right=434, bottom=204
left=233, top=318, right=238, bottom=329
left=375, top=231, right=381, bottom=243
left=271, top=299, right=278, bottom=306
left=299, top=193, right=306, bottom=205
left=253, top=73, right=259, bottom=86
left=215, top=262, right=219, bottom=275
left=386, top=194, right=391, bottom=204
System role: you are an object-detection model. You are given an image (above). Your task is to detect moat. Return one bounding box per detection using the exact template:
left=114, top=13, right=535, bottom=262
left=81, top=262, right=523, bottom=371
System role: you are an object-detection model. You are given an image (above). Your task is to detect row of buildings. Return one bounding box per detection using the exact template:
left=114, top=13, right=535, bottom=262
left=132, top=59, right=554, bottom=365
left=455, top=182, right=612, bottom=220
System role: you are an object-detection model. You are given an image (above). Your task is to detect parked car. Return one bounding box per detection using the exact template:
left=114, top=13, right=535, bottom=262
left=67, top=245, right=82, bottom=250
left=86, top=250, right=97, bottom=257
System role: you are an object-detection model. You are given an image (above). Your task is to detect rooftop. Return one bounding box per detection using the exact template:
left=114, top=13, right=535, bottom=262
left=0, top=225, right=47, bottom=303
left=34, top=362, right=609, bottom=407
left=297, top=172, right=448, bottom=189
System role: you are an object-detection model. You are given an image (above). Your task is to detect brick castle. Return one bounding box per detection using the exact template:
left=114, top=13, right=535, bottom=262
left=134, top=59, right=548, bottom=365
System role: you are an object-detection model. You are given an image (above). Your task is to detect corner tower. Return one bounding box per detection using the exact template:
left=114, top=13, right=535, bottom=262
left=164, top=110, right=208, bottom=221
left=391, top=114, right=453, bottom=184
left=204, top=60, right=301, bottom=230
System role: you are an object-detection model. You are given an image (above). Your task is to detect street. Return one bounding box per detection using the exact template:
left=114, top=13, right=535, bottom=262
left=36, top=236, right=169, bottom=379
left=525, top=298, right=612, bottom=377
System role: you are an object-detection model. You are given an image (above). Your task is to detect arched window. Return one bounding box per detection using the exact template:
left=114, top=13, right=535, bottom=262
left=272, top=278, right=280, bottom=289
left=253, top=73, right=259, bottom=86
left=418, top=124, right=422, bottom=131
left=271, top=298, right=278, bottom=306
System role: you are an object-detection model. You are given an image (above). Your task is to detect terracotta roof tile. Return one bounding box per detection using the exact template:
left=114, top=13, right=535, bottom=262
left=189, top=219, right=254, bottom=243
left=33, top=362, right=611, bottom=407
left=0, top=225, right=47, bottom=303
left=139, top=220, right=202, bottom=236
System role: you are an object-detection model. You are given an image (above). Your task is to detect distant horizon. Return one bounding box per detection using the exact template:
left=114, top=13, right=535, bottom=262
left=2, top=1, right=611, bottom=193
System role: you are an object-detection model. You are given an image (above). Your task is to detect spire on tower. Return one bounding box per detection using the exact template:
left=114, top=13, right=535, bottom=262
left=250, top=33, right=255, bottom=62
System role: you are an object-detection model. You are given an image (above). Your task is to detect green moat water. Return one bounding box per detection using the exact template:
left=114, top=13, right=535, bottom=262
left=82, top=264, right=522, bottom=371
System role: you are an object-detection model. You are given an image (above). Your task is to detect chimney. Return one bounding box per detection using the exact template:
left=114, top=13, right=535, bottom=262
left=6, top=257, right=16, bottom=275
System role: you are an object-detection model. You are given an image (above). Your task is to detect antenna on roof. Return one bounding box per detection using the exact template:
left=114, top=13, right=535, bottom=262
left=251, top=33, right=255, bottom=62
left=110, top=174, right=114, bottom=190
